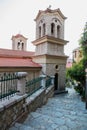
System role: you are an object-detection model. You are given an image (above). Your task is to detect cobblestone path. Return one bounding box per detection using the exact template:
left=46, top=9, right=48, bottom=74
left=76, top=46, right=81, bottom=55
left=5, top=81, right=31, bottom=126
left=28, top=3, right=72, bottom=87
left=9, top=88, right=87, bottom=130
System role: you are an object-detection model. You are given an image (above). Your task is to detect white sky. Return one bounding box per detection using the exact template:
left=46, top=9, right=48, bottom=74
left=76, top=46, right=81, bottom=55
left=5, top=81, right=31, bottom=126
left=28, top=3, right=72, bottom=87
left=0, top=0, right=87, bottom=58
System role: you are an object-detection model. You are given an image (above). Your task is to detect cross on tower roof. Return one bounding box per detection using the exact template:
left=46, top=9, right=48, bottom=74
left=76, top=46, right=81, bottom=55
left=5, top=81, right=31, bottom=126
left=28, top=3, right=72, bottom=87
left=48, top=5, right=51, bottom=9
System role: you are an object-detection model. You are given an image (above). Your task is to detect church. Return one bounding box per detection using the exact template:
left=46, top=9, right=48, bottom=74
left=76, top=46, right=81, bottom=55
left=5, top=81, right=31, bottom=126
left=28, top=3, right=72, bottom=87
left=0, top=7, right=68, bottom=92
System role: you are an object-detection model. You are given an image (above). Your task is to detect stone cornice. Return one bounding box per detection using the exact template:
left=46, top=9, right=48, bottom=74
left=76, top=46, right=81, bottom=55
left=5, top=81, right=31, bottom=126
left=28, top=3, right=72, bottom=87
left=32, top=35, right=69, bottom=46
left=46, top=54, right=68, bottom=59
left=34, top=8, right=67, bottom=21
left=32, top=54, right=68, bottom=60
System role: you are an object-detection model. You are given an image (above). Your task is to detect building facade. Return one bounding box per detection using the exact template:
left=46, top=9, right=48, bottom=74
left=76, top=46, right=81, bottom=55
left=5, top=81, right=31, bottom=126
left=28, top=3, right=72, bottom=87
left=72, top=47, right=82, bottom=63
left=32, top=8, right=68, bottom=91
left=0, top=8, right=68, bottom=92
left=66, top=58, right=73, bottom=68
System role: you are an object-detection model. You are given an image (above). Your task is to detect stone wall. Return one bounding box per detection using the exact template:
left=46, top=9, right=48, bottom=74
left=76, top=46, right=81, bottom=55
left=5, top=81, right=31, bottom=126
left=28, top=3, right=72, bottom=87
left=35, top=42, right=64, bottom=56
left=0, top=86, right=54, bottom=130
left=44, top=85, right=54, bottom=104
left=0, top=95, right=26, bottom=130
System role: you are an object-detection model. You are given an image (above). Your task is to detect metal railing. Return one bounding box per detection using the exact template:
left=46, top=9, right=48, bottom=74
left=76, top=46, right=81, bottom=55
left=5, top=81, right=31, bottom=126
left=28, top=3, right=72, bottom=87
left=0, top=73, right=53, bottom=100
left=0, top=73, right=18, bottom=100
left=25, top=77, right=43, bottom=97
left=46, top=77, right=52, bottom=88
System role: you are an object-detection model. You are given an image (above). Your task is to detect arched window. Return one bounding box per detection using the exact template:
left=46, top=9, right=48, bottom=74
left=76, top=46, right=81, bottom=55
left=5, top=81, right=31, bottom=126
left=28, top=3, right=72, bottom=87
left=17, top=42, right=20, bottom=50
left=39, top=26, right=41, bottom=38
left=57, top=25, right=60, bottom=38
left=51, top=23, right=55, bottom=36
left=22, top=43, right=24, bottom=50
left=43, top=23, right=46, bottom=36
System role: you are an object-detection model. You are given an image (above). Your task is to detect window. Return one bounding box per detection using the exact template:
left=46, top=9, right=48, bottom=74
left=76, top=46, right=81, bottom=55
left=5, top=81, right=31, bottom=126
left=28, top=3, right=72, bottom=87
left=51, top=23, right=55, bottom=35
left=55, top=19, right=57, bottom=22
left=22, top=43, right=24, bottom=50
left=57, top=25, right=60, bottom=38
left=55, top=65, right=59, bottom=69
left=39, top=26, right=41, bottom=38
left=43, top=23, right=46, bottom=36
left=17, top=42, right=20, bottom=49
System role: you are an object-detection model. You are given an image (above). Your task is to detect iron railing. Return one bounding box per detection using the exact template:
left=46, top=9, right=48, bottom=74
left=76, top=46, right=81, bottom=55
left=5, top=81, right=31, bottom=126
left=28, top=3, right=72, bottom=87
left=46, top=77, right=52, bottom=88
left=0, top=73, right=18, bottom=100
left=25, top=77, right=43, bottom=97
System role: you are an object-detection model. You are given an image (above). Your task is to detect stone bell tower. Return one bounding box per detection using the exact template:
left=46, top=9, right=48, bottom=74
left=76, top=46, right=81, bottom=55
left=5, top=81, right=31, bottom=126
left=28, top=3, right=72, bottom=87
left=32, top=7, right=69, bottom=92
left=11, top=34, right=28, bottom=51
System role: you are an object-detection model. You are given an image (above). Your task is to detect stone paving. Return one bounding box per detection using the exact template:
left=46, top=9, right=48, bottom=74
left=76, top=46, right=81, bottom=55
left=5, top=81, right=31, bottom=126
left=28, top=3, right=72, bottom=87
left=9, top=87, right=87, bottom=130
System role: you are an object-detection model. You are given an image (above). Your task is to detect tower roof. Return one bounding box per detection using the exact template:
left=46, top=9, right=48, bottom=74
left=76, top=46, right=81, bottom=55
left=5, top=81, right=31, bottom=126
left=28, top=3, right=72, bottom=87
left=11, top=34, right=28, bottom=40
left=35, top=8, right=67, bottom=21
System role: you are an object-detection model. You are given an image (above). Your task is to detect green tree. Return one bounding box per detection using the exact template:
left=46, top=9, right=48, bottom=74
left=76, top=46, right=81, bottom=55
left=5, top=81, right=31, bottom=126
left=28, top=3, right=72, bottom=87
left=79, top=22, right=87, bottom=61
left=67, top=22, right=87, bottom=84
left=66, top=22, right=87, bottom=98
left=67, top=61, right=85, bottom=86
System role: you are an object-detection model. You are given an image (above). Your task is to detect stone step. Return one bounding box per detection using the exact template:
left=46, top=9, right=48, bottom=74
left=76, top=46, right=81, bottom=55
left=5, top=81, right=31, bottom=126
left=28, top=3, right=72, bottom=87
left=9, top=123, right=35, bottom=130
left=39, top=103, right=75, bottom=112
left=23, top=111, right=65, bottom=130
left=36, top=107, right=64, bottom=118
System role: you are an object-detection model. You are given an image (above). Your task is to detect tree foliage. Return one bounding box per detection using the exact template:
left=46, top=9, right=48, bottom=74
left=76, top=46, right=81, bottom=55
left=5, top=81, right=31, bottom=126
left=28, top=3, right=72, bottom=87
left=67, top=22, right=87, bottom=87
left=66, top=62, right=85, bottom=86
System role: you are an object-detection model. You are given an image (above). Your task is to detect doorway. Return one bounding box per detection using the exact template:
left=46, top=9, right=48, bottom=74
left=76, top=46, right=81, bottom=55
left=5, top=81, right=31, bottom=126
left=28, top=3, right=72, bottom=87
left=54, top=73, right=58, bottom=90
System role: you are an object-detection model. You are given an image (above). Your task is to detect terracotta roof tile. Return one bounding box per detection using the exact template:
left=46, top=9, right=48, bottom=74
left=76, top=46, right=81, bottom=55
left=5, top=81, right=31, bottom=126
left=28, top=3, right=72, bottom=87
left=0, top=48, right=35, bottom=58
left=11, top=34, right=28, bottom=40
left=0, top=57, right=42, bottom=68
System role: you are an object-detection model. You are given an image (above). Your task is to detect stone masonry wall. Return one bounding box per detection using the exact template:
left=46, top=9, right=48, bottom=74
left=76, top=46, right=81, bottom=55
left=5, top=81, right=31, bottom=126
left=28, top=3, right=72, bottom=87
left=0, top=96, right=26, bottom=130
left=0, top=86, right=54, bottom=130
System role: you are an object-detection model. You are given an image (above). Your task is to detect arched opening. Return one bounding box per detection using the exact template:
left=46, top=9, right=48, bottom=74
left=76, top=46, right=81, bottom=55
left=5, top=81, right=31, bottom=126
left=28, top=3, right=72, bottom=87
left=22, top=42, right=24, bottom=50
left=17, top=42, right=21, bottom=50
left=51, top=23, right=55, bottom=36
left=39, top=26, right=41, bottom=38
left=54, top=73, right=58, bottom=90
left=57, top=25, right=60, bottom=38
left=43, top=23, right=46, bottom=36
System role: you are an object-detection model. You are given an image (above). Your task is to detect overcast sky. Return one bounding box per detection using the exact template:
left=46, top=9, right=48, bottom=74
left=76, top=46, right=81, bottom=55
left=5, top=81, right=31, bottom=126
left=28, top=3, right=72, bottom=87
left=0, top=0, right=87, bottom=58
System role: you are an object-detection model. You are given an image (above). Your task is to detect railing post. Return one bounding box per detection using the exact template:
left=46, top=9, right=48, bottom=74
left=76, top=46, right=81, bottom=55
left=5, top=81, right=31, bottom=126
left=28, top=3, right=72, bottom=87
left=17, top=72, right=27, bottom=95
left=51, top=76, right=55, bottom=85
left=40, top=75, right=46, bottom=88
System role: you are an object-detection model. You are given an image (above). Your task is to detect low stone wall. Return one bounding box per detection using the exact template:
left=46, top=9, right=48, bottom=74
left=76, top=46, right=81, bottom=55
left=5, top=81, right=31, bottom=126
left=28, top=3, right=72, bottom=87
left=26, top=89, right=46, bottom=114
left=0, top=95, right=27, bottom=130
left=0, top=86, right=54, bottom=130
left=43, top=85, right=54, bottom=104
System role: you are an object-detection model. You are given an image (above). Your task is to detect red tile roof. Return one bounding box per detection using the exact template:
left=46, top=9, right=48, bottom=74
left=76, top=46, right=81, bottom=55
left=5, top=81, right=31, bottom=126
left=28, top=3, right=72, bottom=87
left=66, top=62, right=72, bottom=68
left=0, top=49, right=42, bottom=68
left=11, top=34, right=28, bottom=40
left=0, top=57, right=42, bottom=68
left=0, top=48, right=35, bottom=58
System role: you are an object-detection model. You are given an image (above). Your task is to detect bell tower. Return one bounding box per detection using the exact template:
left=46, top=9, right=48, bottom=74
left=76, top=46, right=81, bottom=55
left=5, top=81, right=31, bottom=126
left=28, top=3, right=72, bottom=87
left=32, top=8, right=69, bottom=92
left=36, top=8, right=65, bottom=39
left=11, top=34, right=28, bottom=51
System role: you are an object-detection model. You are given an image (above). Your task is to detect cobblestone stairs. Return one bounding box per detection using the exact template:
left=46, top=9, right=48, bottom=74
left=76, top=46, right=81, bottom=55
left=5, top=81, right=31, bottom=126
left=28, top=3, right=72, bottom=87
left=9, top=88, right=87, bottom=130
